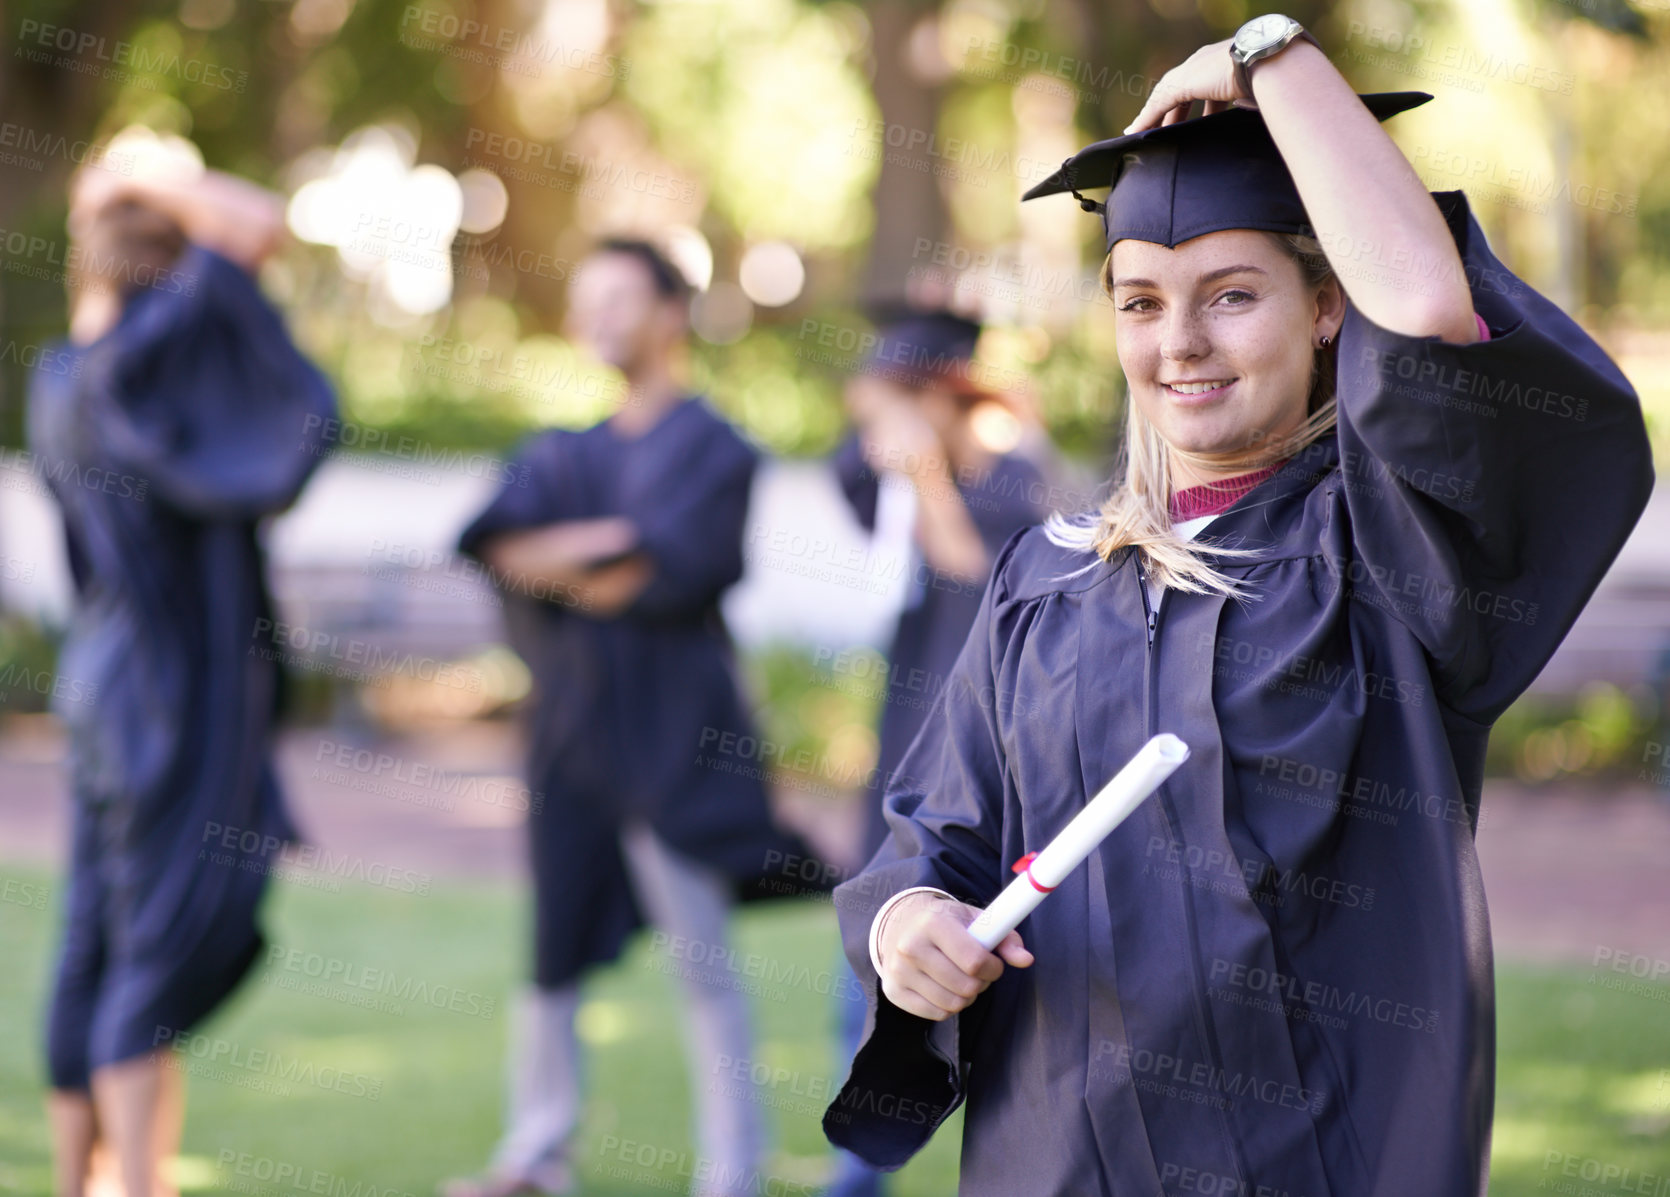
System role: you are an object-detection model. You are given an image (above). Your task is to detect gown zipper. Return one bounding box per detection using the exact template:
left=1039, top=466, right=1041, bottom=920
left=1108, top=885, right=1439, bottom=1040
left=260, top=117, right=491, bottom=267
left=1136, top=556, right=1160, bottom=647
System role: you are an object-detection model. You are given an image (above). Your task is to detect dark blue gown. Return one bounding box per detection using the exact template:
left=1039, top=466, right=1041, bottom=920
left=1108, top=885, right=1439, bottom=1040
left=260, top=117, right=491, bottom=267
left=458, top=397, right=814, bottom=988
left=823, top=192, right=1655, bottom=1194
left=833, top=441, right=1046, bottom=861
left=31, top=244, right=336, bottom=1088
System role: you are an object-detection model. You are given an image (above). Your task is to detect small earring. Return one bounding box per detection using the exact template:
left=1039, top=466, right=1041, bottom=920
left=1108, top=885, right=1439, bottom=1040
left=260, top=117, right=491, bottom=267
left=1319, top=334, right=1332, bottom=348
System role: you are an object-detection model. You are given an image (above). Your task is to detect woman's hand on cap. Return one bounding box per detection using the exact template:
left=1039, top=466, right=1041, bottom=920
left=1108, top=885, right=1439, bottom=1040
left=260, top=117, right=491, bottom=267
left=1123, top=39, right=1247, bottom=135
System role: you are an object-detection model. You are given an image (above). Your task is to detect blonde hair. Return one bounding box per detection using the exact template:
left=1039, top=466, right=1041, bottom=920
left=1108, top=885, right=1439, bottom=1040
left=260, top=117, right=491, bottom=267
left=1045, top=232, right=1339, bottom=598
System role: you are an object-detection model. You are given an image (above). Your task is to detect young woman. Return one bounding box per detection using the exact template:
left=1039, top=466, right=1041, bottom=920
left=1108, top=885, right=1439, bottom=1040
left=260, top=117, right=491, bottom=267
left=33, top=166, right=334, bottom=1197
left=823, top=21, right=1652, bottom=1196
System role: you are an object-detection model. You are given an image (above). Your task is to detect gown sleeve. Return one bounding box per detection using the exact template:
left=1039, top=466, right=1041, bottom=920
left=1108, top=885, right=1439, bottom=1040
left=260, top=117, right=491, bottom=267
left=619, top=422, right=758, bottom=620
left=1331, top=189, right=1654, bottom=724
left=832, top=433, right=880, bottom=531
left=823, top=533, right=1022, bottom=1168
left=86, top=243, right=337, bottom=518
left=454, top=434, right=564, bottom=562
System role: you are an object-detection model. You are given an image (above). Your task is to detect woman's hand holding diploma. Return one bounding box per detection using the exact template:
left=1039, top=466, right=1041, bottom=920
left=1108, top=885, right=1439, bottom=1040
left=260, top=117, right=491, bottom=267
left=873, top=735, right=1188, bottom=1021
left=876, top=893, right=1033, bottom=1022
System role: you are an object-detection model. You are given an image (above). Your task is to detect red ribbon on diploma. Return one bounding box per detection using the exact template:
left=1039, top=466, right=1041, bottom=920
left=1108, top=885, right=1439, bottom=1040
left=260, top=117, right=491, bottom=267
left=1010, top=852, right=1056, bottom=894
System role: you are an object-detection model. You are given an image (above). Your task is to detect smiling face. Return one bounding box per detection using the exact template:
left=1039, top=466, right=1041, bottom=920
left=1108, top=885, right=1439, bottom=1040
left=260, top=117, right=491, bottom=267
left=1110, top=229, right=1344, bottom=473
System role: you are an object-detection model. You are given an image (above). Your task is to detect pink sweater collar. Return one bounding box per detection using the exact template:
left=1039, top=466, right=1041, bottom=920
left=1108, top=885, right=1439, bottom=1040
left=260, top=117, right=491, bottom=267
left=1169, top=462, right=1286, bottom=521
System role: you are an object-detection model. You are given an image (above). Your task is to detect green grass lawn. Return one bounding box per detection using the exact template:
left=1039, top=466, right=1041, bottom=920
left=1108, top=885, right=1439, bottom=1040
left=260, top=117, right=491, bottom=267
left=1, top=867, right=1665, bottom=1195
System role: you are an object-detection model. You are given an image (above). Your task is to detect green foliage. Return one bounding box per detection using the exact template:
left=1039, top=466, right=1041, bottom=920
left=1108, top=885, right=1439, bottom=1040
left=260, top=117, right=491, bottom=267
left=6, top=0, right=1668, bottom=465
left=1485, top=682, right=1664, bottom=784
left=621, top=0, right=878, bottom=249
left=0, top=616, right=61, bottom=714
left=695, top=321, right=851, bottom=458
left=742, top=642, right=885, bottom=799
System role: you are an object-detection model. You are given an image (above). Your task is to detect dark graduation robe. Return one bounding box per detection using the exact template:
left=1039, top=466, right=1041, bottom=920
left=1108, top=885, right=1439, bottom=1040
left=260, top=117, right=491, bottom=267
left=30, top=244, right=335, bottom=1088
left=823, top=191, right=1654, bottom=1195
left=833, top=439, right=1047, bottom=861
left=458, top=396, right=815, bottom=988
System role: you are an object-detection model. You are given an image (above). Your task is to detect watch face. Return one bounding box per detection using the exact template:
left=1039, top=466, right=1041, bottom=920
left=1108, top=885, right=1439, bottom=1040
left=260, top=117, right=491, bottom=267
left=1238, top=13, right=1291, bottom=53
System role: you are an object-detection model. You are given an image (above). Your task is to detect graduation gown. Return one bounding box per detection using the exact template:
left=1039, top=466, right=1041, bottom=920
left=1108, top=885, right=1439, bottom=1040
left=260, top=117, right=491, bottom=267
left=833, top=439, right=1047, bottom=861
left=458, top=397, right=812, bottom=988
left=823, top=192, right=1654, bottom=1194
left=31, top=244, right=335, bottom=1087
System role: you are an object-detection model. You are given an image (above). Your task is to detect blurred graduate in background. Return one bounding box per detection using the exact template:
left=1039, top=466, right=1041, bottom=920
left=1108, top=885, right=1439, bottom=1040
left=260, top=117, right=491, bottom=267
left=31, top=157, right=336, bottom=1196
left=832, top=310, right=1049, bottom=870
left=448, top=239, right=824, bottom=1197
left=826, top=309, right=1046, bottom=1197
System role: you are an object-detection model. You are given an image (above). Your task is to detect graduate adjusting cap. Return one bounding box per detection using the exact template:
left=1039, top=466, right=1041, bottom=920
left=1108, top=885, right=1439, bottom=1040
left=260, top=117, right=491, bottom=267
left=1022, top=92, right=1432, bottom=250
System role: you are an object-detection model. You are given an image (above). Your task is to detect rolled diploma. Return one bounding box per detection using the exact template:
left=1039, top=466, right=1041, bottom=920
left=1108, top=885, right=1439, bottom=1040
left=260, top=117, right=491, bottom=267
left=966, top=733, right=1189, bottom=950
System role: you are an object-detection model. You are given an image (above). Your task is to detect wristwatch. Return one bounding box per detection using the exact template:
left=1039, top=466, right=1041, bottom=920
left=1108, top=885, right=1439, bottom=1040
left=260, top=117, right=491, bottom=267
left=1229, top=14, right=1320, bottom=103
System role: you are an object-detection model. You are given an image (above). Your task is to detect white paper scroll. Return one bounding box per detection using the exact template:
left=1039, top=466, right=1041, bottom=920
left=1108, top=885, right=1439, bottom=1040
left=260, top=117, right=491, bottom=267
left=967, top=734, right=1189, bottom=950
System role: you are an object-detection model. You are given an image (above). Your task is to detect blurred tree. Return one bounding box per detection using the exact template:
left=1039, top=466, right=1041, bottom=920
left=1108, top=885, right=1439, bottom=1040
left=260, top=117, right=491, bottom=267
left=863, top=0, right=950, bottom=302
left=0, top=0, right=137, bottom=445
left=0, top=0, right=1663, bottom=465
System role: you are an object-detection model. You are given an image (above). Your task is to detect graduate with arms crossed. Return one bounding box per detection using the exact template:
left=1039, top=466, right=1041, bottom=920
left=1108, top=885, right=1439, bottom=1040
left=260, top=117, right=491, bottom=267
left=822, top=16, right=1653, bottom=1196
left=448, top=239, right=824, bottom=1197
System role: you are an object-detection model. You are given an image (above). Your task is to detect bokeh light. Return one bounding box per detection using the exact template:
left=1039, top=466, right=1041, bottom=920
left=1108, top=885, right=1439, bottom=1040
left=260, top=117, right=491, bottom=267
left=287, top=126, right=466, bottom=317
left=737, top=241, right=806, bottom=306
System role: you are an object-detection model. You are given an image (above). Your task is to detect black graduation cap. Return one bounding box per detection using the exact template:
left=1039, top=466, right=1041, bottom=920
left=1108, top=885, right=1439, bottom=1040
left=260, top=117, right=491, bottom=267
left=1022, top=92, right=1432, bottom=250
left=857, top=305, right=991, bottom=397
